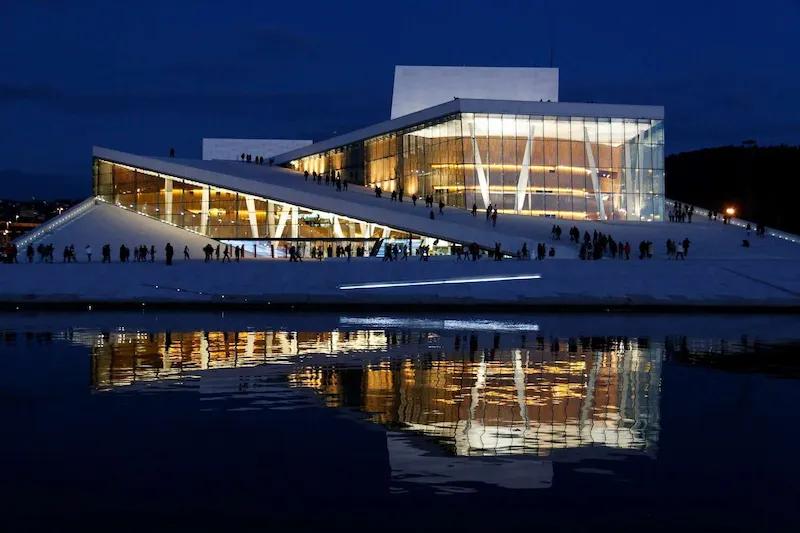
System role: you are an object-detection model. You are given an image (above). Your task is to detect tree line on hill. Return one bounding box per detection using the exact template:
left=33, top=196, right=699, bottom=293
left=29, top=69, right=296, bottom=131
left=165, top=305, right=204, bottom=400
left=665, top=144, right=800, bottom=235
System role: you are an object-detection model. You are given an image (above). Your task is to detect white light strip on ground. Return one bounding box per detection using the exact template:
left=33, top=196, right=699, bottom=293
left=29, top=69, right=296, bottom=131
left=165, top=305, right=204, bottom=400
left=339, top=274, right=541, bottom=290
left=339, top=316, right=540, bottom=331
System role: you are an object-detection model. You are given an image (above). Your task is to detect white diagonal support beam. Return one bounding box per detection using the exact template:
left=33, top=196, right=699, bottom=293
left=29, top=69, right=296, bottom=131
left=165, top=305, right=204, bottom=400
left=516, top=124, right=534, bottom=212
left=333, top=216, right=345, bottom=238
left=200, top=186, right=210, bottom=234
left=624, top=144, right=634, bottom=219
left=469, top=122, right=491, bottom=208
left=245, top=196, right=259, bottom=238
left=273, top=203, right=290, bottom=239
left=290, top=206, right=299, bottom=239
left=584, top=127, right=606, bottom=221
left=164, top=178, right=173, bottom=223
left=636, top=130, right=646, bottom=219
left=266, top=200, right=274, bottom=238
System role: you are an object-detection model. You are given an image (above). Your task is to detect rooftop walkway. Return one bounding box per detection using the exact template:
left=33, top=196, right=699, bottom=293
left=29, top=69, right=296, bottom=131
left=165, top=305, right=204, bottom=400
left=95, top=147, right=800, bottom=260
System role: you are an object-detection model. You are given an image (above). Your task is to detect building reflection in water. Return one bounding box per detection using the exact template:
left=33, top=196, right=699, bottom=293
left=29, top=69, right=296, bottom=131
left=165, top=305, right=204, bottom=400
left=82, top=328, right=392, bottom=391
left=62, top=324, right=665, bottom=458
left=289, top=338, right=662, bottom=457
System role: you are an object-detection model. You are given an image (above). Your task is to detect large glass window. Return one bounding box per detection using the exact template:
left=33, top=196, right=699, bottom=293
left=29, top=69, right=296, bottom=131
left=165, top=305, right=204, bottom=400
left=92, top=158, right=453, bottom=258
left=290, top=111, right=664, bottom=221
left=114, top=166, right=137, bottom=210
left=136, top=170, right=163, bottom=219
left=95, top=160, right=114, bottom=201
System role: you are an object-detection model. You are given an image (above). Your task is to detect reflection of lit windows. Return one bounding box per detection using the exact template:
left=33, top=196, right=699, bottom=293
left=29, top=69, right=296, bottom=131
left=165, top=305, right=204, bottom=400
left=278, top=341, right=662, bottom=458
left=83, top=319, right=664, bottom=456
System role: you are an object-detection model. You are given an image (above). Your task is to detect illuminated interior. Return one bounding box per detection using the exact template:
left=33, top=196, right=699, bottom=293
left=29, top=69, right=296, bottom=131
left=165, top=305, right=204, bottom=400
left=86, top=328, right=395, bottom=390
left=93, top=158, right=452, bottom=256
left=80, top=326, right=662, bottom=457
left=290, top=113, right=664, bottom=222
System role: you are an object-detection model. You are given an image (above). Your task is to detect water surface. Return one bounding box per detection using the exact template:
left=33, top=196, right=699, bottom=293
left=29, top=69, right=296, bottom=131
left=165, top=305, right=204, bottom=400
left=2, top=312, right=799, bottom=531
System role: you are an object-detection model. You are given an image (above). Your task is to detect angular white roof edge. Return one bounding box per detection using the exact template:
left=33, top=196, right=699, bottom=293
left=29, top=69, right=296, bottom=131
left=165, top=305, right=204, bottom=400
left=90, top=146, right=511, bottom=250
left=201, top=137, right=314, bottom=142
left=273, top=99, right=462, bottom=164
left=273, top=98, right=664, bottom=165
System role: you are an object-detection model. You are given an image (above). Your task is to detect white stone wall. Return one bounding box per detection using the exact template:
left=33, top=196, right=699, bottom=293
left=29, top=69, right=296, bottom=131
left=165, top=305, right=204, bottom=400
left=202, top=138, right=313, bottom=161
left=390, top=66, right=559, bottom=119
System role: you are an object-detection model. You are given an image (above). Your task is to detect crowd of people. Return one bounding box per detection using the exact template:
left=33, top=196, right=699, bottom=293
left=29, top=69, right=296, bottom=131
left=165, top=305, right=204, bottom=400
left=453, top=242, right=482, bottom=261
left=170, top=148, right=276, bottom=166
left=196, top=243, right=249, bottom=262
left=0, top=231, right=691, bottom=264
left=706, top=208, right=732, bottom=224
left=565, top=224, right=693, bottom=261
left=111, top=244, right=157, bottom=262
left=0, top=242, right=257, bottom=265
left=563, top=225, right=631, bottom=260
left=1, top=188, right=781, bottom=266
left=745, top=222, right=767, bottom=238
left=669, top=202, right=694, bottom=222
left=241, top=153, right=273, bottom=165
left=577, top=228, right=631, bottom=260
left=704, top=206, right=766, bottom=234
left=665, top=238, right=691, bottom=259
left=309, top=243, right=373, bottom=261
left=381, top=243, right=410, bottom=261
left=307, top=170, right=349, bottom=191
left=473, top=204, right=499, bottom=226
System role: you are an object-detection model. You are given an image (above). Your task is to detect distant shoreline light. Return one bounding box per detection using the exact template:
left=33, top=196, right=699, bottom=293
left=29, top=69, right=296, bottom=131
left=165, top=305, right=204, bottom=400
left=339, top=274, right=542, bottom=290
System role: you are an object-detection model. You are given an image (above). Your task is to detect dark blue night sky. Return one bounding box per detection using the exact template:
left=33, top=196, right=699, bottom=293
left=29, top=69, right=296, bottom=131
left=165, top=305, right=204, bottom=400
left=1, top=0, right=798, bottom=198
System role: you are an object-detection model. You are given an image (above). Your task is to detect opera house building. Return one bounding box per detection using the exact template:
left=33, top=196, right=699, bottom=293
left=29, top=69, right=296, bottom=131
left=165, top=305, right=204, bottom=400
left=24, top=66, right=664, bottom=257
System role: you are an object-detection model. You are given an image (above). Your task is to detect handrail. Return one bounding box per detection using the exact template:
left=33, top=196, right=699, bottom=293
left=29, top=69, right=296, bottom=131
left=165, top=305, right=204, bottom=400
left=665, top=198, right=799, bottom=244
left=12, top=197, right=99, bottom=248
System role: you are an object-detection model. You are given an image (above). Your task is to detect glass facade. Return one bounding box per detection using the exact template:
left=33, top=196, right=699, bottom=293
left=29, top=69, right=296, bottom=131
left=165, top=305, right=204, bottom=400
left=290, top=112, right=664, bottom=221
left=93, top=158, right=450, bottom=257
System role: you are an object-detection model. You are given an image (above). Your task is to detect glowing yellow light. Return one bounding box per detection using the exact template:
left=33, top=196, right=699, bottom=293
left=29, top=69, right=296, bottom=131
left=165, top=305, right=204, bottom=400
left=725, top=207, right=735, bottom=215
left=495, top=209, right=589, bottom=220
left=431, top=163, right=598, bottom=175
left=432, top=185, right=588, bottom=197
